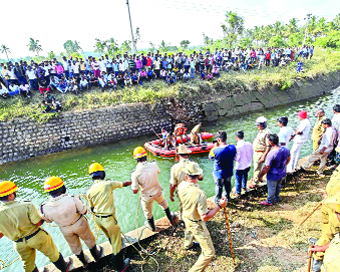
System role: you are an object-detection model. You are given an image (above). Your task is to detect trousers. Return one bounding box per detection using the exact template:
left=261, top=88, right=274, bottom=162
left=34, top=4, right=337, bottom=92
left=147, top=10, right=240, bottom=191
left=304, top=150, right=330, bottom=175
left=253, top=151, right=264, bottom=182
left=141, top=191, right=168, bottom=219
left=287, top=141, right=304, bottom=173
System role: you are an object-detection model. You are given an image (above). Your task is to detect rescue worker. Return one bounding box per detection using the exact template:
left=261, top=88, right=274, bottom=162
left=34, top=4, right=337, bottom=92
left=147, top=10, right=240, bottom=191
left=131, top=146, right=176, bottom=231
left=177, top=162, right=227, bottom=272
left=0, top=181, right=71, bottom=272
left=169, top=145, right=203, bottom=220
left=174, top=123, right=188, bottom=144
left=190, top=123, right=202, bottom=145
left=249, top=116, right=271, bottom=189
left=312, top=108, right=326, bottom=151
left=87, top=163, right=131, bottom=272
left=309, top=165, right=340, bottom=271
left=309, top=191, right=340, bottom=272
left=41, top=176, right=103, bottom=268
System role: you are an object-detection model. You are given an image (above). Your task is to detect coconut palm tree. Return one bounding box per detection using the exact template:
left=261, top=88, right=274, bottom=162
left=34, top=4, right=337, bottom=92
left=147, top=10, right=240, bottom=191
left=27, top=38, right=43, bottom=56
left=0, top=44, right=11, bottom=60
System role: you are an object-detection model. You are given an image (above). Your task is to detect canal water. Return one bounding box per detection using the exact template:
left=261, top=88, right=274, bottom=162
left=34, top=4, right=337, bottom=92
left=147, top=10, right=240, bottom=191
left=1, top=87, right=339, bottom=271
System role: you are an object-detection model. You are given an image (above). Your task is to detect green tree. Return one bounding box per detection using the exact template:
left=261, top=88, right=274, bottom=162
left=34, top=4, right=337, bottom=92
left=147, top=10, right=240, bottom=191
left=314, top=31, right=340, bottom=48
left=27, top=38, right=43, bottom=56
left=180, top=40, right=190, bottom=50
left=221, top=11, right=244, bottom=48
left=286, top=18, right=299, bottom=36
left=134, top=27, right=141, bottom=49
left=120, top=40, right=132, bottom=53
left=149, top=42, right=156, bottom=52
left=0, top=44, right=11, bottom=60
left=268, top=36, right=286, bottom=47
left=94, top=38, right=106, bottom=54
left=106, top=38, right=119, bottom=56
left=287, top=32, right=304, bottom=47
left=47, top=51, right=56, bottom=59
left=159, top=40, right=170, bottom=52
left=272, top=21, right=285, bottom=37
left=63, top=40, right=82, bottom=55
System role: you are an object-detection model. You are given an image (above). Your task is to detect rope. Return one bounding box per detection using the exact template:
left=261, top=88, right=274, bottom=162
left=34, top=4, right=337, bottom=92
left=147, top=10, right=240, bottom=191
left=0, top=256, right=20, bottom=270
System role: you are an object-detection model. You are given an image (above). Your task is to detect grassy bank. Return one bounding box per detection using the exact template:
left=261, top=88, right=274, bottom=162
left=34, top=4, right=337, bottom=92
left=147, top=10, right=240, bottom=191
left=1, top=48, right=340, bottom=122
left=96, top=166, right=329, bottom=272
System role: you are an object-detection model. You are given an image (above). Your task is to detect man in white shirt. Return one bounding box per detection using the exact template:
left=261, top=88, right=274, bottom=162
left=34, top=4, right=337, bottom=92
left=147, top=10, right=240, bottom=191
left=277, top=116, right=295, bottom=148
left=234, top=130, right=253, bottom=196
left=287, top=111, right=311, bottom=173
left=331, top=104, right=340, bottom=139
left=304, top=119, right=336, bottom=177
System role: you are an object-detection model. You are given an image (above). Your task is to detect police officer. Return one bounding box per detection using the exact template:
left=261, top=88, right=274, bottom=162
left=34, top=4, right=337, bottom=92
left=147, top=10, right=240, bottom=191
left=87, top=163, right=131, bottom=272
left=169, top=145, right=203, bottom=220
left=41, top=176, right=103, bottom=268
left=312, top=108, right=326, bottom=151
left=309, top=191, right=340, bottom=272
left=249, top=116, right=271, bottom=188
left=0, top=181, right=71, bottom=272
left=178, top=162, right=227, bottom=272
left=310, top=166, right=340, bottom=271
left=132, top=146, right=176, bottom=231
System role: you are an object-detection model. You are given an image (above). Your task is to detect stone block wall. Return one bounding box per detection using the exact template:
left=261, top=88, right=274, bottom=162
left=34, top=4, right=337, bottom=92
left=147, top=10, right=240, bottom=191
left=0, top=103, right=172, bottom=165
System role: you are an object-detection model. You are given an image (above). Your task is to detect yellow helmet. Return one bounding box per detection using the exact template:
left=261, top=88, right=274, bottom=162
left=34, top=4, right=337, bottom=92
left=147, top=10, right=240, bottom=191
left=133, top=146, right=147, bottom=159
left=89, top=163, right=104, bottom=175
left=0, top=181, right=17, bottom=197
left=44, top=176, right=64, bottom=192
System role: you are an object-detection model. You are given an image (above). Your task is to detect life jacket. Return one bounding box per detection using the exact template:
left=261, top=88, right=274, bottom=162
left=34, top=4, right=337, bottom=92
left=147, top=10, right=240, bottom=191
left=175, top=123, right=187, bottom=136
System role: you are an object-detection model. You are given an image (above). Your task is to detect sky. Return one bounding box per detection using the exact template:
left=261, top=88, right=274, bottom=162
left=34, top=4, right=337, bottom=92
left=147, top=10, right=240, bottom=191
left=1, top=0, right=339, bottom=59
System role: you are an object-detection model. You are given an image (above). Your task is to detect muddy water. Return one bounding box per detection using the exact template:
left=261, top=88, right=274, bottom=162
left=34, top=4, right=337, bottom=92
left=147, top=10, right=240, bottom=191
left=1, top=87, right=339, bottom=271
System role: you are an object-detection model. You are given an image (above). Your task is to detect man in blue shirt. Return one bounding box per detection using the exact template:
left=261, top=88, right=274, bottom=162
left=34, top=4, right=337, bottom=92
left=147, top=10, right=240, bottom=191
left=209, top=131, right=237, bottom=203
left=258, top=134, right=290, bottom=206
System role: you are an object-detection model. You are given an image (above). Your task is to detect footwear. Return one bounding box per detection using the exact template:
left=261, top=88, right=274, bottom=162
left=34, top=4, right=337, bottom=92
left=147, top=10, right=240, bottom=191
left=242, top=188, right=247, bottom=193
left=185, top=242, right=200, bottom=250
left=53, top=253, right=73, bottom=272
left=144, top=217, right=156, bottom=231
left=312, top=258, right=322, bottom=272
left=232, top=192, right=241, bottom=198
left=259, top=201, right=273, bottom=206
left=90, top=245, right=103, bottom=262
left=76, top=251, right=89, bottom=268
left=248, top=183, right=259, bottom=189
left=164, top=207, right=177, bottom=225
left=309, top=238, right=318, bottom=245
left=118, top=258, right=130, bottom=272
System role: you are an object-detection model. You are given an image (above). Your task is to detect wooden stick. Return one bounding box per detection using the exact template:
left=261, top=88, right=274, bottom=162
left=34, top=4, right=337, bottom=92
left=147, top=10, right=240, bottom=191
left=223, top=207, right=235, bottom=264
left=299, top=202, right=322, bottom=226
left=151, top=127, right=162, bottom=140
left=307, top=246, right=313, bottom=272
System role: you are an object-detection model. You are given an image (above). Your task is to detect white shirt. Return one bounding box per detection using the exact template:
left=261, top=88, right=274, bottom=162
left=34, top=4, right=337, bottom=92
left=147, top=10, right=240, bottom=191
left=278, top=126, right=295, bottom=147
left=294, top=119, right=311, bottom=144
left=71, top=63, right=79, bottom=73
left=99, top=60, right=106, bottom=72
left=319, top=126, right=336, bottom=153
left=331, top=114, right=340, bottom=132
left=26, top=70, right=36, bottom=79
left=235, top=140, right=253, bottom=170
left=80, top=79, right=88, bottom=86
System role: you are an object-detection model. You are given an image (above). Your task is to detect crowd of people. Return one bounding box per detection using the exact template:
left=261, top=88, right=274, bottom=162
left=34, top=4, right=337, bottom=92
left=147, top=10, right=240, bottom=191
left=1, top=102, right=339, bottom=272
left=0, top=45, right=314, bottom=104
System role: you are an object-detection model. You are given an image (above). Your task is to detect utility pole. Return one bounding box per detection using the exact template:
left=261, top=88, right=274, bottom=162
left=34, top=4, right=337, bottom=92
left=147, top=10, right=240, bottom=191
left=126, top=0, right=137, bottom=53
left=303, top=13, right=312, bottom=45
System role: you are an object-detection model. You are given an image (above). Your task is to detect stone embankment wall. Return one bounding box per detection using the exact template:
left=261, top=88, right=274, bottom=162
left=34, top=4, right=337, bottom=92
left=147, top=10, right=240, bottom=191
left=0, top=104, right=172, bottom=165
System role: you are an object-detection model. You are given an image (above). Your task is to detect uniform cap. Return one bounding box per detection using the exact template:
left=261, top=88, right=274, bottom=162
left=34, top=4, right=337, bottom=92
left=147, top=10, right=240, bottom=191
left=88, top=163, right=104, bottom=175
left=298, top=110, right=307, bottom=119
left=133, top=146, right=147, bottom=159
left=182, top=161, right=203, bottom=176
left=0, top=181, right=17, bottom=197
left=256, top=116, right=267, bottom=123
left=44, top=176, right=64, bottom=192
left=324, top=191, right=340, bottom=213
left=176, top=145, right=192, bottom=155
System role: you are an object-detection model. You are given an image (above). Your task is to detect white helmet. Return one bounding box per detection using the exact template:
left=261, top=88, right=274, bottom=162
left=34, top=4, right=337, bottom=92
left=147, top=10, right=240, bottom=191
left=256, top=116, right=267, bottom=123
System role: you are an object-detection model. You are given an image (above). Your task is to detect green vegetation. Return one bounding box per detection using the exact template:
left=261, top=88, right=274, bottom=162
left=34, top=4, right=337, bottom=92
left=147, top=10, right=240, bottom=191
left=1, top=49, right=340, bottom=122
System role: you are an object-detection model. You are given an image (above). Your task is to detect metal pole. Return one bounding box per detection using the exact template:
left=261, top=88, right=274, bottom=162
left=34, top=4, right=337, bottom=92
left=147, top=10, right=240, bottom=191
left=303, top=14, right=312, bottom=45
left=126, top=0, right=137, bottom=53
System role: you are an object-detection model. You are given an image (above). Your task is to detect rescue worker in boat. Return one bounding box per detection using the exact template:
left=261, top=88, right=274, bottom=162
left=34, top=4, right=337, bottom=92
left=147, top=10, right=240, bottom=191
left=165, top=132, right=177, bottom=150
left=41, top=176, right=103, bottom=268
left=190, top=123, right=203, bottom=145
left=87, top=163, right=131, bottom=272
left=131, top=146, right=176, bottom=231
left=174, top=123, right=189, bottom=144
left=0, top=180, right=72, bottom=272
left=169, top=145, right=203, bottom=221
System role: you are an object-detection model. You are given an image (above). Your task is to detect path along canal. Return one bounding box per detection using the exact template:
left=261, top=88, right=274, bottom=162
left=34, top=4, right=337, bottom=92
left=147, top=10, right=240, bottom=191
left=1, top=87, right=340, bottom=271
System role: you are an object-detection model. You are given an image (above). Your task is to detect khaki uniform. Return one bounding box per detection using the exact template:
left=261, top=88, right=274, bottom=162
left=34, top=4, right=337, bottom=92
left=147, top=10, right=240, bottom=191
left=41, top=194, right=95, bottom=255
left=321, top=233, right=340, bottom=272
left=314, top=167, right=340, bottom=260
left=131, top=161, right=168, bottom=219
left=190, top=125, right=201, bottom=144
left=312, top=116, right=326, bottom=151
left=252, top=127, right=271, bottom=182
left=178, top=181, right=215, bottom=272
left=87, top=180, right=123, bottom=255
left=0, top=201, right=59, bottom=272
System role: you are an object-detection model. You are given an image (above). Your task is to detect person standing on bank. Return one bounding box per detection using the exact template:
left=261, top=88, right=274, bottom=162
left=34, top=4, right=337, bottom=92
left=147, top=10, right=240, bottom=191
left=169, top=145, right=203, bottom=220
left=303, top=118, right=336, bottom=177
left=178, top=162, right=227, bottom=272
left=41, top=176, right=103, bottom=268
left=234, top=130, right=253, bottom=197
left=277, top=116, right=295, bottom=148
left=312, top=109, right=326, bottom=151
left=257, top=134, right=290, bottom=206
left=0, top=181, right=72, bottom=272
left=131, top=146, right=176, bottom=231
left=287, top=110, right=311, bottom=173
left=87, top=163, right=131, bottom=272
left=249, top=116, right=271, bottom=189
left=209, top=131, right=236, bottom=203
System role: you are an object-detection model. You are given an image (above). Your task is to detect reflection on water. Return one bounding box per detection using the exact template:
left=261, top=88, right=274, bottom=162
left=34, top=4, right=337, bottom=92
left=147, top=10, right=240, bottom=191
left=0, top=87, right=339, bottom=271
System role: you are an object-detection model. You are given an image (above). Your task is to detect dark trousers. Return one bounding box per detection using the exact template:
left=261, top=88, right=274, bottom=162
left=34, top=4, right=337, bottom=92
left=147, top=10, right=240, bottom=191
left=214, top=175, right=232, bottom=204
left=235, top=167, right=250, bottom=194
left=29, top=79, right=39, bottom=90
